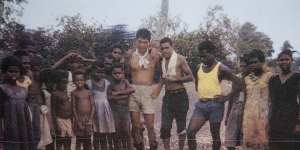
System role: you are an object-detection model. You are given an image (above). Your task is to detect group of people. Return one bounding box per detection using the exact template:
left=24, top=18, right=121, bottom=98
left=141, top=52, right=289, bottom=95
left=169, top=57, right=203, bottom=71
left=0, top=28, right=299, bottom=150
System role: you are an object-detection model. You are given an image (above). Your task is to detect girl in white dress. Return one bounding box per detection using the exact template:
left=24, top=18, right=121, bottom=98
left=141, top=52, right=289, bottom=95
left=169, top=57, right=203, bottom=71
left=87, top=62, right=116, bottom=150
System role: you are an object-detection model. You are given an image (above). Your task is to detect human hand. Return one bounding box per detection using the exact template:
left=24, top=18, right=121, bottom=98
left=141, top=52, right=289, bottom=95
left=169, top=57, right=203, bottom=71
left=163, top=75, right=178, bottom=83
left=214, top=95, right=227, bottom=103
left=112, top=91, right=120, bottom=96
left=67, top=52, right=79, bottom=58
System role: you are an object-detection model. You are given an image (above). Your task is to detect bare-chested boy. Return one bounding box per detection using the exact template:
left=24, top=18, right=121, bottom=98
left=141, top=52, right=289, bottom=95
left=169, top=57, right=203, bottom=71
left=51, top=70, right=73, bottom=150
left=128, top=28, right=160, bottom=150
left=159, top=37, right=194, bottom=150
left=108, top=64, right=135, bottom=150
left=71, top=71, right=94, bottom=150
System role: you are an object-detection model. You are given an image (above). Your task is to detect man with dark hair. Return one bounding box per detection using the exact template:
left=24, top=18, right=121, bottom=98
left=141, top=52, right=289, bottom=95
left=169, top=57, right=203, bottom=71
left=187, top=41, right=242, bottom=150
left=159, top=37, right=193, bottom=150
left=242, top=49, right=273, bottom=149
left=128, top=28, right=160, bottom=150
left=136, top=28, right=151, bottom=41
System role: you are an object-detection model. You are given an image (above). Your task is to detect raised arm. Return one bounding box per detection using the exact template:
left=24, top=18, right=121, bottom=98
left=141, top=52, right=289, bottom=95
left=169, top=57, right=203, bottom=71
left=51, top=52, right=77, bottom=70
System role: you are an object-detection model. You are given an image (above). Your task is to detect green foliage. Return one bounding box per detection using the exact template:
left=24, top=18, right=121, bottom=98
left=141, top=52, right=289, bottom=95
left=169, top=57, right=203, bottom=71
left=0, top=0, right=26, bottom=24
left=236, top=22, right=273, bottom=57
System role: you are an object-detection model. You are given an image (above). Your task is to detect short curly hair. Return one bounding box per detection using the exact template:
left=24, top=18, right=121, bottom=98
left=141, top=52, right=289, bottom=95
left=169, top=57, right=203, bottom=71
left=197, top=41, right=216, bottom=54
left=1, top=56, right=22, bottom=73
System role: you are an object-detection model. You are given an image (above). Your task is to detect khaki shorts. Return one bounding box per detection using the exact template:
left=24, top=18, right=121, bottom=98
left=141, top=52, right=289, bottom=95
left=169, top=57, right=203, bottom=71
left=56, top=118, right=73, bottom=137
left=129, top=85, right=155, bottom=114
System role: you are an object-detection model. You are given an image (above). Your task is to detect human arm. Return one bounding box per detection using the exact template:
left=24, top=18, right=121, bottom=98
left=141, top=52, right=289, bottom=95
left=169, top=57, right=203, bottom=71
left=88, top=91, right=95, bottom=122
left=108, top=85, right=131, bottom=100
left=163, top=56, right=194, bottom=83
left=112, top=80, right=135, bottom=96
left=216, top=65, right=242, bottom=102
left=51, top=52, right=78, bottom=70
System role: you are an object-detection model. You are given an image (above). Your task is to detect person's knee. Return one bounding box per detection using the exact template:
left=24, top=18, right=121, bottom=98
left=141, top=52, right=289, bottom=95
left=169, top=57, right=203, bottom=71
left=131, top=127, right=144, bottom=144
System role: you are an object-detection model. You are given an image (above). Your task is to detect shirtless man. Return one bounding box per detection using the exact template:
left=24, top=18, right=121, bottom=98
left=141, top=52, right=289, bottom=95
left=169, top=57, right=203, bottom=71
left=71, top=71, right=94, bottom=150
left=158, top=37, right=194, bottom=150
left=128, top=28, right=160, bottom=150
left=187, top=41, right=242, bottom=150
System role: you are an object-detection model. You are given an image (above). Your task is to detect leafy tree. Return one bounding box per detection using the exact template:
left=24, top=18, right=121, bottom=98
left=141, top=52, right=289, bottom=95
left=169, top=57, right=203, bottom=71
left=281, top=40, right=293, bottom=51
left=236, top=22, right=273, bottom=57
left=0, top=0, right=26, bottom=24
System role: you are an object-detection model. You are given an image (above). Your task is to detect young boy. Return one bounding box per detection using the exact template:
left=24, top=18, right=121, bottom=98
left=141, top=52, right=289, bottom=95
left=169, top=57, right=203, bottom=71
left=108, top=64, right=135, bottom=150
left=51, top=70, right=73, bottom=150
left=72, top=71, right=94, bottom=150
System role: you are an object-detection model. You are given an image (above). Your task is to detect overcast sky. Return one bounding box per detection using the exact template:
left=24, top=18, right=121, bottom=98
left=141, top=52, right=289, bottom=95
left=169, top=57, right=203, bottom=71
left=20, top=0, right=300, bottom=56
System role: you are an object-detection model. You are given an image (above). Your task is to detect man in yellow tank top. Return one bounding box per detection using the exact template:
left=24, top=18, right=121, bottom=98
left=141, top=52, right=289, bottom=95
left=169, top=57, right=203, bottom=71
left=187, top=41, right=242, bottom=150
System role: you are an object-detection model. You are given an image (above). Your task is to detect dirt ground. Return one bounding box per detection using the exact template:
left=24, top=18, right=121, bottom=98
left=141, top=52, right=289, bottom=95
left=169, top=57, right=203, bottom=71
left=149, top=82, right=238, bottom=150
left=69, top=82, right=236, bottom=150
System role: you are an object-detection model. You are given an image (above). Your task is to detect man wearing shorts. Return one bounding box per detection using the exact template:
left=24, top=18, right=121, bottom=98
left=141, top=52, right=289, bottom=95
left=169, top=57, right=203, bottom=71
left=187, top=41, right=242, bottom=150
left=128, top=28, right=160, bottom=150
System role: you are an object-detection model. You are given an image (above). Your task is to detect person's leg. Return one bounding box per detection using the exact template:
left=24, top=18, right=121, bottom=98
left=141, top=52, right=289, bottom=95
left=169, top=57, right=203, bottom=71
left=56, top=136, right=64, bottom=150
left=63, top=137, right=72, bottom=150
left=46, top=136, right=55, bottom=150
left=107, top=133, right=114, bottom=150
left=119, top=118, right=132, bottom=150
left=208, top=102, right=225, bottom=150
left=144, top=113, right=157, bottom=150
left=113, top=111, right=121, bottom=150
left=76, top=136, right=82, bottom=150
left=112, top=132, right=121, bottom=150
left=186, top=116, right=207, bottom=150
left=160, top=95, right=173, bottom=150
left=174, top=90, right=189, bottom=150
left=130, top=111, right=144, bottom=150
left=82, top=136, right=92, bottom=150
left=176, top=113, right=188, bottom=150
left=209, top=122, right=222, bottom=150
left=99, top=133, right=108, bottom=150
left=187, top=101, right=208, bottom=150
left=93, top=133, right=100, bottom=150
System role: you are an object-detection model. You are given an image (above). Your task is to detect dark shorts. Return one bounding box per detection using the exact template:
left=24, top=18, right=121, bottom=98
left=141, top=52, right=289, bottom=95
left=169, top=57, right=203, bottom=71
left=160, top=89, right=189, bottom=139
left=191, top=100, right=224, bottom=123
left=111, top=105, right=131, bottom=132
